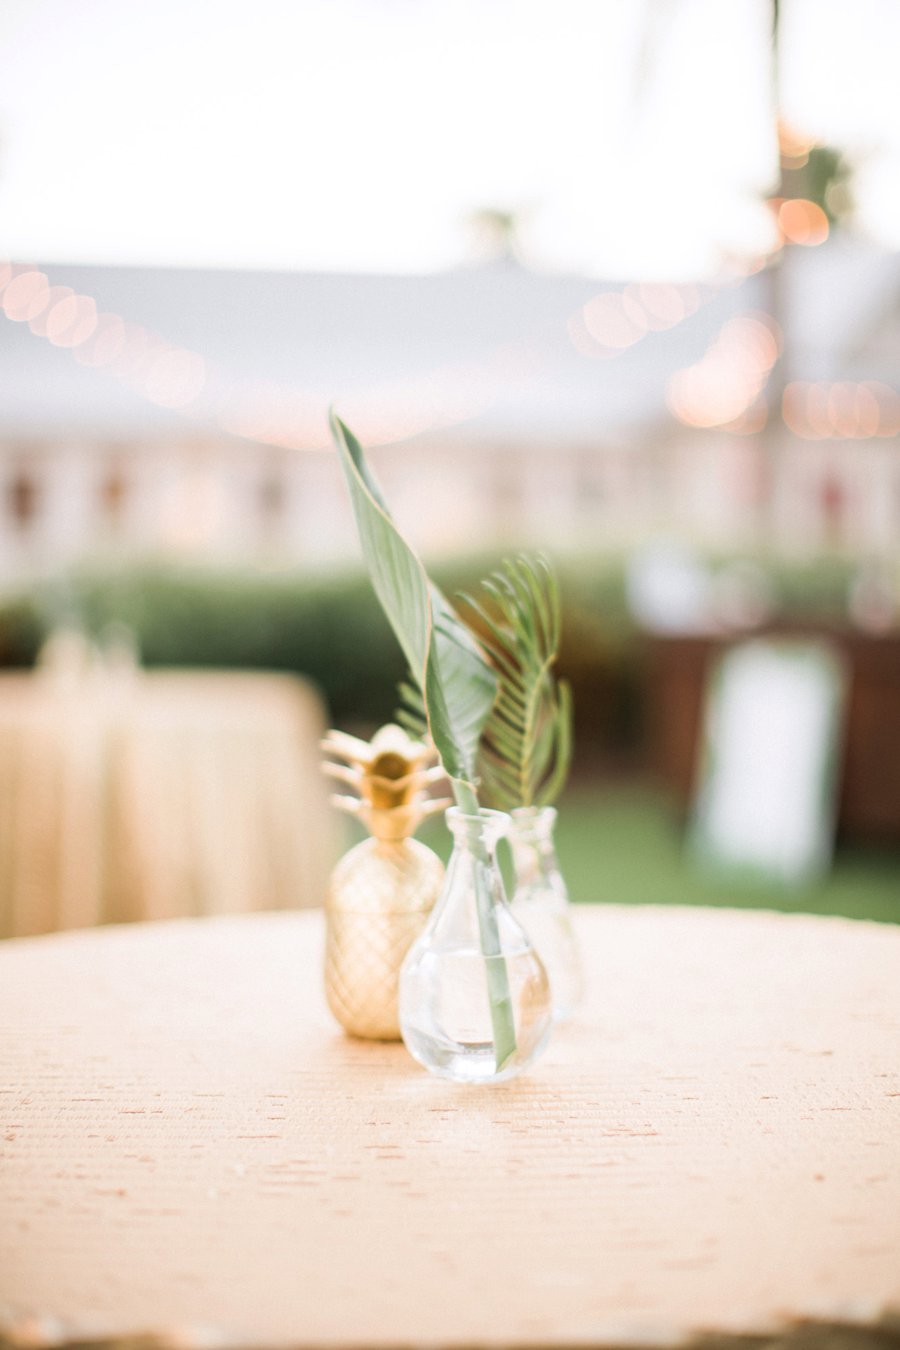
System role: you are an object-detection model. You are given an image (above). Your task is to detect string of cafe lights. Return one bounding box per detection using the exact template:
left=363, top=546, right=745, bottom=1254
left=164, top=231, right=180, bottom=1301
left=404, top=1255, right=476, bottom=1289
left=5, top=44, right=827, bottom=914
left=663, top=311, right=900, bottom=439
left=559, top=164, right=897, bottom=439
left=560, top=196, right=830, bottom=374
left=658, top=195, right=900, bottom=438
left=210, top=267, right=753, bottom=445
left=565, top=257, right=783, bottom=435
left=3, top=194, right=896, bottom=448
left=0, top=258, right=559, bottom=450
left=0, top=260, right=209, bottom=413
left=666, top=312, right=782, bottom=434
left=0, top=257, right=744, bottom=450
left=782, top=380, right=900, bottom=440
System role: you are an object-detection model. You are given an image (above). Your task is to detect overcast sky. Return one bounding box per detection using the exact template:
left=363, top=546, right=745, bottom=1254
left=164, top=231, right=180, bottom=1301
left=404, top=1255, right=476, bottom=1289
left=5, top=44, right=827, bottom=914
left=0, top=0, right=898, bottom=278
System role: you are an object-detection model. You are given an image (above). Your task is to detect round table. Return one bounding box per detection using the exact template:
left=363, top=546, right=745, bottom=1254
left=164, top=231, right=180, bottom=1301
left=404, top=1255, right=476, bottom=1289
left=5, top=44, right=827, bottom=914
left=1, top=905, right=898, bottom=1349
left=0, top=667, right=334, bottom=937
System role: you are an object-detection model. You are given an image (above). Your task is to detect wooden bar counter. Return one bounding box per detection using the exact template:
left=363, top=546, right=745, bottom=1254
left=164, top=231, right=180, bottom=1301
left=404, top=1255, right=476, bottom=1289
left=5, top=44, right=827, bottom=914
left=1, top=905, right=898, bottom=1349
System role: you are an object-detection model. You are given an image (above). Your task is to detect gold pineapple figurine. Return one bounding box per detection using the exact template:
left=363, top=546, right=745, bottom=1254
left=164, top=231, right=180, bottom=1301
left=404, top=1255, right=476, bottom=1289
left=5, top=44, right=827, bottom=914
left=322, top=724, right=449, bottom=1040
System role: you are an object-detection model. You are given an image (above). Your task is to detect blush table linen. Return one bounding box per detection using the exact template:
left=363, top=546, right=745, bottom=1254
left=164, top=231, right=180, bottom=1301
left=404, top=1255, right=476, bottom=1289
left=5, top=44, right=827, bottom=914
left=1, top=904, right=898, bottom=1350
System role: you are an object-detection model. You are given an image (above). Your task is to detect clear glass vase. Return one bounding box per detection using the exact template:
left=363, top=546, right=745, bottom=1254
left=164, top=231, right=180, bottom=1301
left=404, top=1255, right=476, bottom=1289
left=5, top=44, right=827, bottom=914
left=508, top=806, right=584, bottom=1022
left=398, top=808, right=553, bottom=1084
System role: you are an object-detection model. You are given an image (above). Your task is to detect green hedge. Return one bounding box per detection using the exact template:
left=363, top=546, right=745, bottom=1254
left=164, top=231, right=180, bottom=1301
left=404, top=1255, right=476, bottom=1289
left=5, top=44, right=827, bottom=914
left=0, top=552, right=861, bottom=750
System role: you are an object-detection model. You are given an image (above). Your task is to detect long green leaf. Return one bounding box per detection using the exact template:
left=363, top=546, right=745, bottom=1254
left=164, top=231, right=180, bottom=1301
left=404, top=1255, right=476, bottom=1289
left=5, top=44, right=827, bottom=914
left=330, top=412, right=495, bottom=788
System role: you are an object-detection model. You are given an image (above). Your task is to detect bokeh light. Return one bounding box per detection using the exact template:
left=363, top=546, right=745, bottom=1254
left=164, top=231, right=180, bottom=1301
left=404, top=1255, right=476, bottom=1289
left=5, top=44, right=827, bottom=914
left=781, top=380, right=900, bottom=438
left=777, top=198, right=830, bottom=246
left=668, top=313, right=782, bottom=430
left=2, top=270, right=50, bottom=322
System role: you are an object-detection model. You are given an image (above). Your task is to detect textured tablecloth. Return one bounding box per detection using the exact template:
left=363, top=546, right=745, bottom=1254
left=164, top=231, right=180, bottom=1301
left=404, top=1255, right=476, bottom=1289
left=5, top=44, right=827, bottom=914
left=1, top=905, right=899, bottom=1349
left=0, top=668, right=334, bottom=937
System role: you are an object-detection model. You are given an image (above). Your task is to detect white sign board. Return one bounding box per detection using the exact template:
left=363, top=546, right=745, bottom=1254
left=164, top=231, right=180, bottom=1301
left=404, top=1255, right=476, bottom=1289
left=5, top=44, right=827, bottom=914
left=690, top=640, right=846, bottom=885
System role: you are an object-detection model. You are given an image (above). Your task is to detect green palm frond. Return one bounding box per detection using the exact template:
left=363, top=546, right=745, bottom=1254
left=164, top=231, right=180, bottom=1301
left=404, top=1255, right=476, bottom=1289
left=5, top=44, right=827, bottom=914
left=459, top=555, right=572, bottom=811
left=395, top=677, right=429, bottom=742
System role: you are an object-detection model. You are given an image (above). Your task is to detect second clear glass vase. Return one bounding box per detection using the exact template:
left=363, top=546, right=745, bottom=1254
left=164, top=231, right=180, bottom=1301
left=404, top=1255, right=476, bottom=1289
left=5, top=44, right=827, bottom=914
left=398, top=808, right=552, bottom=1084
left=508, top=806, right=584, bottom=1022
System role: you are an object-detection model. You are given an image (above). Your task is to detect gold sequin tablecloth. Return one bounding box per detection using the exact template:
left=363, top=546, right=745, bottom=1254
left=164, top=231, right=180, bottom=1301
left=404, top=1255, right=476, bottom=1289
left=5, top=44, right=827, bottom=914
left=0, top=669, right=333, bottom=936
left=1, top=905, right=899, bottom=1349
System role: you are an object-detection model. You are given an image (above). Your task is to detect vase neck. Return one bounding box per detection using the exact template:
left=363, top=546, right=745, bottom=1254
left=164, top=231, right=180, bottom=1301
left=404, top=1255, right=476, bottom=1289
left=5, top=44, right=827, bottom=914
left=445, top=807, right=509, bottom=856
left=427, top=809, right=511, bottom=946
left=508, top=806, right=563, bottom=893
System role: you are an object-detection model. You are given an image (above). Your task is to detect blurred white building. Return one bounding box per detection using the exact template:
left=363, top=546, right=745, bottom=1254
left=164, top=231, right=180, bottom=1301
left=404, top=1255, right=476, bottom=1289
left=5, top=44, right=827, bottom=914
left=1, top=238, right=898, bottom=584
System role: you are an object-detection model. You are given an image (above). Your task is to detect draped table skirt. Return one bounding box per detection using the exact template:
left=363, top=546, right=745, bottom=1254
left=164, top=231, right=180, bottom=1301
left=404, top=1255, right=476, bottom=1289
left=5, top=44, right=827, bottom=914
left=0, top=669, right=334, bottom=937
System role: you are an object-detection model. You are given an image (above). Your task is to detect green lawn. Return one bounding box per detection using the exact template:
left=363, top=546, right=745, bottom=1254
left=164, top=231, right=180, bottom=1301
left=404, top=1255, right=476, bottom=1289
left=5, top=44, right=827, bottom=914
left=418, top=783, right=900, bottom=925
